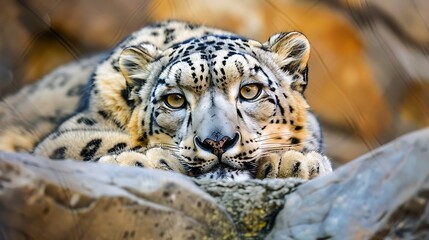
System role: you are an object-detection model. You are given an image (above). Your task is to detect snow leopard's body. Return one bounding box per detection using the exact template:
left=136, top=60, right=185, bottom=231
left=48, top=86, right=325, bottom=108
left=0, top=20, right=331, bottom=180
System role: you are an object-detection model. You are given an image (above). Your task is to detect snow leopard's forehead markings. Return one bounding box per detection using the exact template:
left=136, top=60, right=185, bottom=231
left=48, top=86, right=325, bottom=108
left=157, top=35, right=259, bottom=95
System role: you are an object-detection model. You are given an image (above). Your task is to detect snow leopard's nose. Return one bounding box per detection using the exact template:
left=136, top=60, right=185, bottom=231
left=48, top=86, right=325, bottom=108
left=195, top=133, right=239, bottom=157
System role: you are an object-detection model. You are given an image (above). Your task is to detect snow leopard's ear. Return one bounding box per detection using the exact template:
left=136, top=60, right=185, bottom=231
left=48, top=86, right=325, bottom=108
left=119, top=43, right=161, bottom=86
left=265, top=32, right=310, bottom=93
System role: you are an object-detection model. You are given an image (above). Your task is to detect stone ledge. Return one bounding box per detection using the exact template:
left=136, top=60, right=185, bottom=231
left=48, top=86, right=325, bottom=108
left=0, top=153, right=237, bottom=239
left=1, top=128, right=428, bottom=239
left=268, top=127, right=429, bottom=239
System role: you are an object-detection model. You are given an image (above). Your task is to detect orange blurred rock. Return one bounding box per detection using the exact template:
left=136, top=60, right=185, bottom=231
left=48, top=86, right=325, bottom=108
left=24, top=0, right=152, bottom=49
left=400, top=81, right=429, bottom=131
left=13, top=33, right=76, bottom=87
left=0, top=0, right=33, bottom=96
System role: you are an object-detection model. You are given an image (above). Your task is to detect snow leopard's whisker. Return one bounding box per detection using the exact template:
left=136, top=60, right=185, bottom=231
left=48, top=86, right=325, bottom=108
left=259, top=152, right=287, bottom=157
left=148, top=144, right=181, bottom=152
left=259, top=143, right=311, bottom=149
left=257, top=136, right=318, bottom=144
left=254, top=134, right=313, bottom=142
left=259, top=138, right=316, bottom=146
left=259, top=141, right=311, bottom=151
left=163, top=147, right=180, bottom=151
left=149, top=143, right=180, bottom=148
left=159, top=147, right=181, bottom=152
left=259, top=146, right=296, bottom=151
left=253, top=132, right=292, bottom=140
left=258, top=145, right=307, bottom=154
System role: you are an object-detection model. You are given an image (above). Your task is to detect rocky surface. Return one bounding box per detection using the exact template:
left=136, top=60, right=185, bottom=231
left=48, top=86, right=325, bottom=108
left=0, top=153, right=237, bottom=239
left=0, top=128, right=428, bottom=239
left=268, top=127, right=429, bottom=239
left=197, top=179, right=304, bottom=239
left=0, top=151, right=304, bottom=239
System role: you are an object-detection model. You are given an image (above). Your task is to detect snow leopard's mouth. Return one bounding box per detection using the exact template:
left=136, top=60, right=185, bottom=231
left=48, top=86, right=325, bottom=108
left=196, top=163, right=253, bottom=181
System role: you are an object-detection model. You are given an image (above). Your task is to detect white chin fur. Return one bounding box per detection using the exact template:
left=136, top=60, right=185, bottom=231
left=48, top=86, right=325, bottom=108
left=197, top=168, right=252, bottom=181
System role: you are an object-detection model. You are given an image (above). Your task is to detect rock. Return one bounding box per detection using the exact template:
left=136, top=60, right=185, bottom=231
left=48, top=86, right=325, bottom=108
left=0, top=150, right=304, bottom=239
left=196, top=179, right=304, bottom=239
left=267, top=127, right=429, bottom=239
left=0, top=128, right=428, bottom=239
left=0, top=153, right=237, bottom=239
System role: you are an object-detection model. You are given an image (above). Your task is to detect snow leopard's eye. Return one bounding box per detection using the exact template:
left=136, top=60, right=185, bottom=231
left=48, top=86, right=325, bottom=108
left=164, top=94, right=186, bottom=109
left=239, top=84, right=262, bottom=101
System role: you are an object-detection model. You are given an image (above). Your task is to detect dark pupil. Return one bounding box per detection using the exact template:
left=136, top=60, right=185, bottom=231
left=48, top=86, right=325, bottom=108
left=171, top=95, right=183, bottom=105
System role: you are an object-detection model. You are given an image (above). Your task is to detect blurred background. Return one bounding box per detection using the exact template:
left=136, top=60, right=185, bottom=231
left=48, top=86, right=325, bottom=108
left=1, top=0, right=428, bottom=166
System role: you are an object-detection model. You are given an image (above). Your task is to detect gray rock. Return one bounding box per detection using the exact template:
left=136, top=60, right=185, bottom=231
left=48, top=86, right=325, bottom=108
left=267, top=127, right=429, bottom=239
left=0, top=128, right=428, bottom=239
left=196, top=178, right=304, bottom=239
left=0, top=153, right=237, bottom=239
left=0, top=150, right=303, bottom=239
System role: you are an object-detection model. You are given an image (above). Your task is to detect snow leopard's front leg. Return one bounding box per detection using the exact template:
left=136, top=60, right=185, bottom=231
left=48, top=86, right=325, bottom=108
left=98, top=147, right=186, bottom=173
left=33, top=123, right=186, bottom=174
left=256, top=150, right=332, bottom=179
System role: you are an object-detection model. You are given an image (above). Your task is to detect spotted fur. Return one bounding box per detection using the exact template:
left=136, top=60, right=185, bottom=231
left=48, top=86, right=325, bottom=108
left=0, top=20, right=332, bottom=180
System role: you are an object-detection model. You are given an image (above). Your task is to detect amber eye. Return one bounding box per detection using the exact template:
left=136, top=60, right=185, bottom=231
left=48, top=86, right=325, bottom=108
left=164, top=94, right=186, bottom=109
left=239, top=84, right=262, bottom=100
